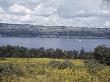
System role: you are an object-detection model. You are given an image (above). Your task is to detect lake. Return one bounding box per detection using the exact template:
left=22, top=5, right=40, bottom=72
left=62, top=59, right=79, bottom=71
left=0, top=37, right=110, bottom=51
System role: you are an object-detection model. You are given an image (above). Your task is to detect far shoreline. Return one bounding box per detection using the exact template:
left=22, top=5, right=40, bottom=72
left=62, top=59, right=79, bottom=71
left=0, top=36, right=110, bottom=39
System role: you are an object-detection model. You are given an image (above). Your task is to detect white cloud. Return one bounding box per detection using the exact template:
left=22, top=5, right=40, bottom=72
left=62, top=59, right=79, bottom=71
left=9, top=4, right=32, bottom=14
left=104, top=21, right=110, bottom=27
left=55, top=0, right=109, bottom=18
left=0, top=13, right=12, bottom=22
left=34, top=3, right=57, bottom=16
left=16, top=15, right=31, bottom=22
left=0, top=0, right=110, bottom=27
left=0, top=13, right=31, bottom=23
left=0, top=7, right=5, bottom=13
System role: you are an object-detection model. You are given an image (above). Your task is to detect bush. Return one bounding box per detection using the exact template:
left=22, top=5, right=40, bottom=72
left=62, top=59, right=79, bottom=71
left=0, top=57, right=6, bottom=60
left=85, top=59, right=106, bottom=74
left=49, top=60, right=74, bottom=69
left=93, top=45, right=110, bottom=65
left=0, top=63, right=24, bottom=77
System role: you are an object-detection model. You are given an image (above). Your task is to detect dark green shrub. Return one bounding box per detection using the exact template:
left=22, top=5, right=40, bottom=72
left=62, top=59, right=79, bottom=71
left=0, top=57, right=6, bottom=60
left=49, top=60, right=73, bottom=69
left=93, top=45, right=110, bottom=65
left=0, top=63, right=24, bottom=77
left=85, top=59, right=106, bottom=74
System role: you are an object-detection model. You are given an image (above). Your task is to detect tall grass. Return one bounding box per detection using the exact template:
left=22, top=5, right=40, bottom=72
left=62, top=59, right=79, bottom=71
left=0, top=58, right=110, bottom=82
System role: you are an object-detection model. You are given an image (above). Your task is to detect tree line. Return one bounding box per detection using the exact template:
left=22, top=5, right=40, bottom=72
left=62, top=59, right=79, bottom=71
left=0, top=45, right=110, bottom=65
left=0, top=45, right=86, bottom=59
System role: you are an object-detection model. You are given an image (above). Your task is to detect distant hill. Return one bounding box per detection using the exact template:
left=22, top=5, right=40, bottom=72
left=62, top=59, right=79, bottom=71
left=0, top=23, right=110, bottom=38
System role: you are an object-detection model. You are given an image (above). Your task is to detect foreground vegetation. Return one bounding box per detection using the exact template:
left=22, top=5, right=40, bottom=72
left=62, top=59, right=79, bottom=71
left=0, top=45, right=110, bottom=82
left=0, top=58, right=110, bottom=82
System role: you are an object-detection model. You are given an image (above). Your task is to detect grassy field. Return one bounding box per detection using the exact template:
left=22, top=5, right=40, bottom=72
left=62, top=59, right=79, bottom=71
left=0, top=58, right=110, bottom=82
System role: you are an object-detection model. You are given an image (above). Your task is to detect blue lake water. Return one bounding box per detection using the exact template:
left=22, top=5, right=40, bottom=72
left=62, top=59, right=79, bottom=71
left=0, top=37, right=110, bottom=51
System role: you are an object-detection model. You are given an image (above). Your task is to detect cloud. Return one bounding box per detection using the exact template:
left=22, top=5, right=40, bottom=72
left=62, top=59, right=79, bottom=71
left=0, top=13, right=12, bottom=23
left=15, top=14, right=31, bottom=22
left=34, top=3, right=57, bottom=16
left=103, top=0, right=110, bottom=7
left=104, top=21, right=110, bottom=27
left=0, top=0, right=110, bottom=27
left=9, top=4, right=32, bottom=14
left=0, top=6, right=5, bottom=13
left=55, top=0, right=109, bottom=18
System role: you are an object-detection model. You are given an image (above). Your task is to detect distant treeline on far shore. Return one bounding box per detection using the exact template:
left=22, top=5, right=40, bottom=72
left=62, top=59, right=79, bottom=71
left=0, top=45, right=110, bottom=65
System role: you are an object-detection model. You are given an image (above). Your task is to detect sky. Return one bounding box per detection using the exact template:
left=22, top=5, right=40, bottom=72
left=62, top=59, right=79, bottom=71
left=0, top=0, right=110, bottom=27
